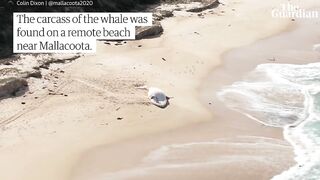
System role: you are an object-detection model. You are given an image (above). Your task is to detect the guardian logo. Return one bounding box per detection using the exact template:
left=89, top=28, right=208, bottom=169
left=272, top=3, right=319, bottom=19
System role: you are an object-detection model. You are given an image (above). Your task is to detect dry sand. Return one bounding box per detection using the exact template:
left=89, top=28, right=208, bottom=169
left=0, top=0, right=319, bottom=180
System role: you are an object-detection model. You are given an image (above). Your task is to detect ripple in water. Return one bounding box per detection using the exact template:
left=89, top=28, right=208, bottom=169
left=218, top=62, right=320, bottom=180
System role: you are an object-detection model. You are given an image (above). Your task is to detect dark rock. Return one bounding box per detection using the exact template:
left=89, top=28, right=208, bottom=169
left=39, top=64, right=49, bottom=69
left=135, top=21, right=163, bottom=40
left=33, top=66, right=40, bottom=70
left=187, top=0, right=220, bottom=13
left=154, top=10, right=174, bottom=20
left=24, top=70, right=42, bottom=78
left=0, top=77, right=28, bottom=98
left=159, top=10, right=173, bottom=17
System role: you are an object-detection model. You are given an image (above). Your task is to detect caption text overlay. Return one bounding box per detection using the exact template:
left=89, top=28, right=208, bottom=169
left=13, top=13, right=153, bottom=53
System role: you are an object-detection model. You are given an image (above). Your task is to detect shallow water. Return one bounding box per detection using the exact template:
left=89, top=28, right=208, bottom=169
left=95, top=136, right=291, bottom=180
left=218, top=62, right=320, bottom=180
left=71, top=16, right=320, bottom=180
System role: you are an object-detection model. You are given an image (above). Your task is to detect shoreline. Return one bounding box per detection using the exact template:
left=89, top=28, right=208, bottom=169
left=70, top=5, right=303, bottom=180
left=202, top=17, right=320, bottom=180
left=196, top=30, right=292, bottom=129
left=72, top=8, right=320, bottom=180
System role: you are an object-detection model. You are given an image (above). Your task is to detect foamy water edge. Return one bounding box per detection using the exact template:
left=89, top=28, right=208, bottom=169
left=218, top=59, right=320, bottom=180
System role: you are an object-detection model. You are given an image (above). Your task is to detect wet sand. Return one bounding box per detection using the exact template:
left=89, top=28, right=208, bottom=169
left=71, top=11, right=320, bottom=180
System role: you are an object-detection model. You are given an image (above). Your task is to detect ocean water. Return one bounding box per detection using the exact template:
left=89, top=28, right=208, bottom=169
left=218, top=62, right=320, bottom=180
left=98, top=136, right=292, bottom=180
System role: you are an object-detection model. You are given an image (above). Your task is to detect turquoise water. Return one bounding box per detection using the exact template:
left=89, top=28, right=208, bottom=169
left=218, top=62, right=320, bottom=180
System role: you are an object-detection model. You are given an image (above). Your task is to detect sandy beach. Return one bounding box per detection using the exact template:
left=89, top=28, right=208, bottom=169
left=0, top=0, right=319, bottom=180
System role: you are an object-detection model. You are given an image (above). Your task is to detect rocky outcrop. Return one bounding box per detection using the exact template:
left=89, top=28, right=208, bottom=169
left=22, top=70, right=42, bottom=79
left=186, top=0, right=220, bottom=12
left=0, top=54, right=81, bottom=100
left=0, top=77, right=28, bottom=98
left=39, top=55, right=81, bottom=69
left=153, top=10, right=174, bottom=20
left=135, top=21, right=164, bottom=40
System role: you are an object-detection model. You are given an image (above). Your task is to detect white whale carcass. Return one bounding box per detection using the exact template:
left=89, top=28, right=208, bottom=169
left=147, top=87, right=169, bottom=108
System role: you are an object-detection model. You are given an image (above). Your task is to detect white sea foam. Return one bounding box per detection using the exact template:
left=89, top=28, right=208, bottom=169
left=98, top=136, right=291, bottom=180
left=313, top=44, right=320, bottom=52
left=218, top=62, right=320, bottom=180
